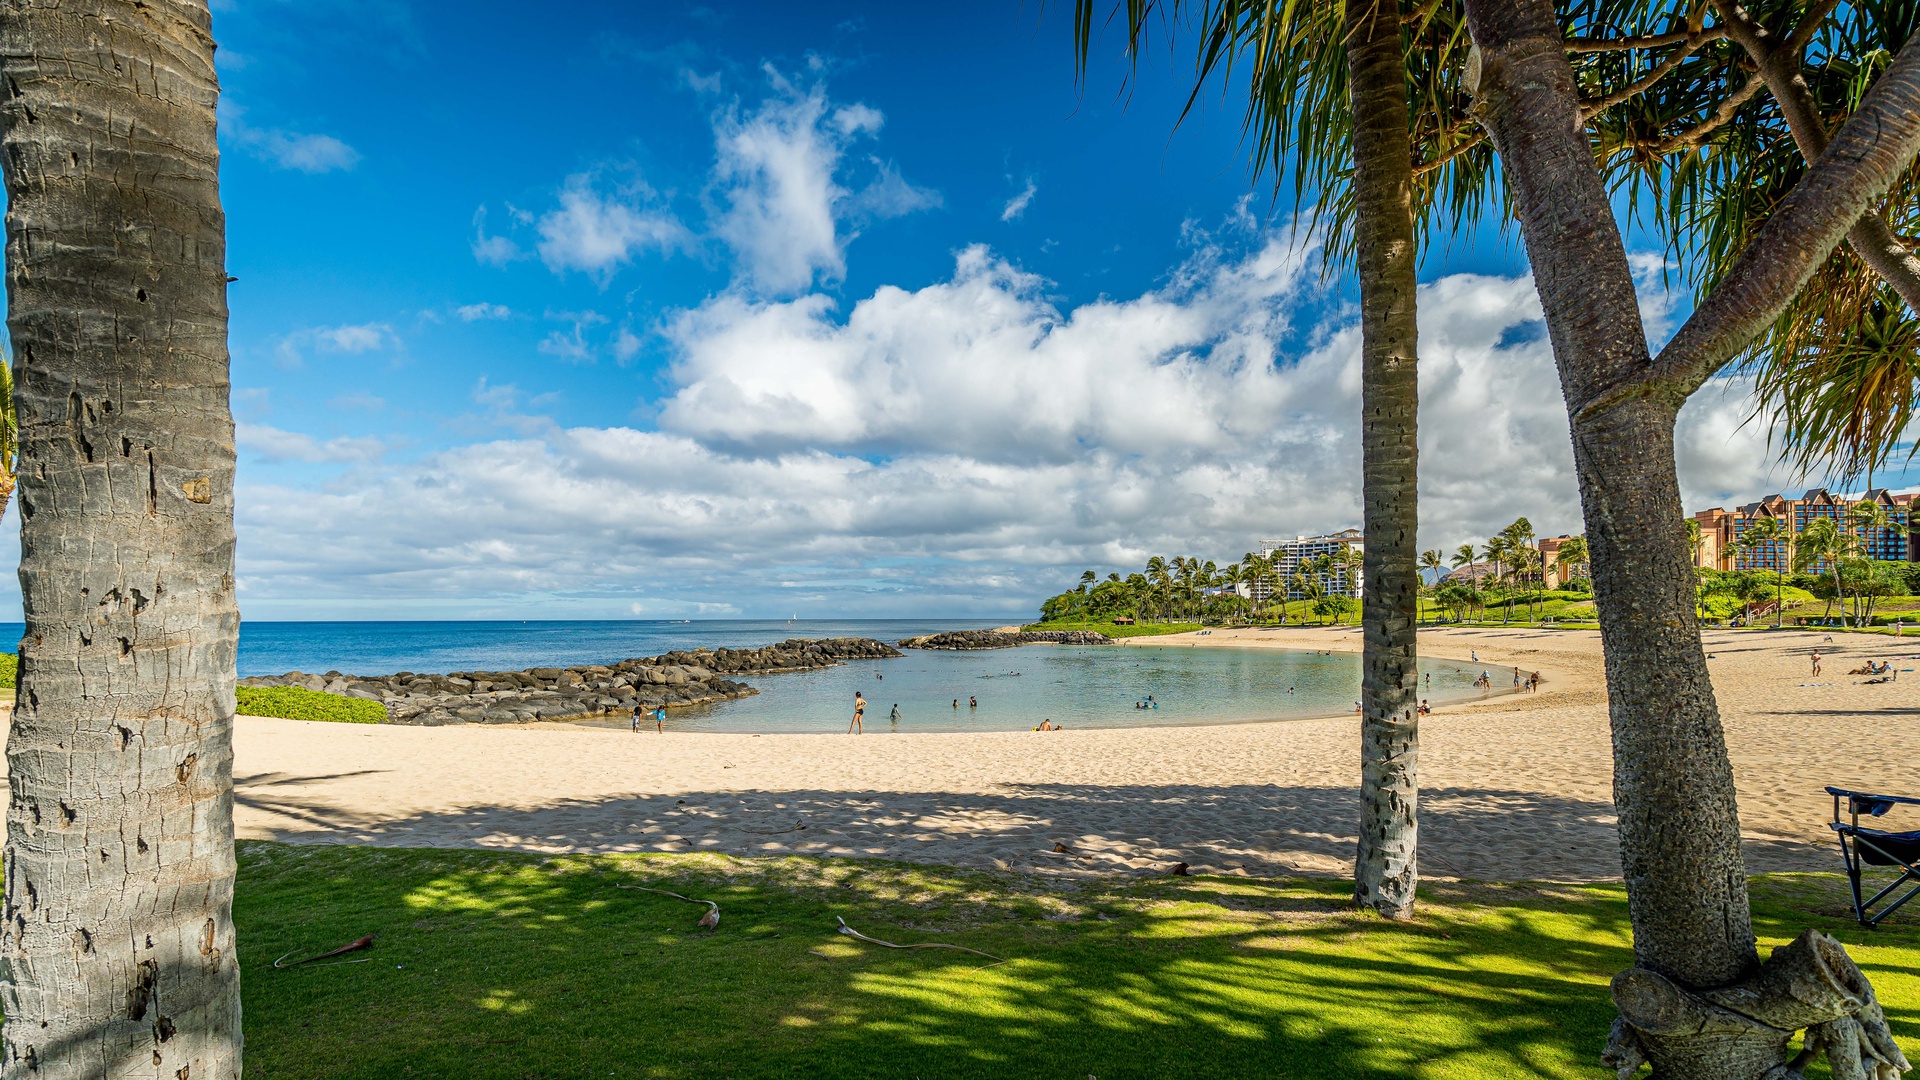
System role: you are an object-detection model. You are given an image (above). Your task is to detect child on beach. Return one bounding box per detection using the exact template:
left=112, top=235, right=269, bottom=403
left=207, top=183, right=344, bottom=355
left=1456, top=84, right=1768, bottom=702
left=653, top=705, right=666, bottom=733
left=631, top=704, right=643, bottom=733
left=1811, top=651, right=1822, bottom=676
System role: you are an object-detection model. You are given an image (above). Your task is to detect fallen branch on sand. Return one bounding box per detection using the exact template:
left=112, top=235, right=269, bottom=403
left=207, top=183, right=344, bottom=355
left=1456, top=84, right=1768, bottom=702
left=273, top=934, right=375, bottom=969
left=618, top=884, right=721, bottom=930
left=836, top=917, right=1005, bottom=966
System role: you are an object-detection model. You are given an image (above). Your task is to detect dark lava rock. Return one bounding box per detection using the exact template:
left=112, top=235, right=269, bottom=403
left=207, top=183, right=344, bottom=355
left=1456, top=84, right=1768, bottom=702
left=896, top=629, right=1114, bottom=650
left=237, top=636, right=903, bottom=727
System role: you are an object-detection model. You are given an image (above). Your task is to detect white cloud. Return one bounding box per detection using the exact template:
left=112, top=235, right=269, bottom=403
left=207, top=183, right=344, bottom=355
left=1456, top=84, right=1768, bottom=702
left=457, top=302, right=512, bottom=321
left=537, top=310, right=609, bottom=364
left=1001, top=178, right=1037, bottom=221
left=471, top=207, right=525, bottom=267
left=273, top=323, right=398, bottom=367
left=536, top=176, right=687, bottom=279
left=712, top=71, right=936, bottom=294
left=227, top=210, right=1807, bottom=616
left=237, top=423, right=387, bottom=464
left=253, top=131, right=361, bottom=173
left=225, top=103, right=361, bottom=173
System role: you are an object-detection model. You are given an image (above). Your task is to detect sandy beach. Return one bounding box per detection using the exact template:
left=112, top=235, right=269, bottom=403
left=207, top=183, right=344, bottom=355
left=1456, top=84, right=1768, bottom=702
left=228, top=624, right=1920, bottom=883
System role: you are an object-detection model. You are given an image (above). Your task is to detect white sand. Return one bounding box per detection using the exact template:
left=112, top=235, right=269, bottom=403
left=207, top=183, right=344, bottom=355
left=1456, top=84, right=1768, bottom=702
left=228, top=625, right=1920, bottom=882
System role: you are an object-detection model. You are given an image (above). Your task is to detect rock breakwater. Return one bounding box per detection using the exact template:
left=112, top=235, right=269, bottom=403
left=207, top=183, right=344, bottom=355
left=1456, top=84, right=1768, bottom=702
left=239, top=637, right=903, bottom=726
left=896, top=629, right=1114, bottom=650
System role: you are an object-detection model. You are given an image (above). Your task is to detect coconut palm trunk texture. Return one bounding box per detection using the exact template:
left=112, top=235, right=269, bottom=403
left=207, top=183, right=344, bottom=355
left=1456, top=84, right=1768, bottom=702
left=1347, top=0, right=1421, bottom=921
left=0, top=1, right=243, bottom=1077
left=1462, top=1, right=1913, bottom=1076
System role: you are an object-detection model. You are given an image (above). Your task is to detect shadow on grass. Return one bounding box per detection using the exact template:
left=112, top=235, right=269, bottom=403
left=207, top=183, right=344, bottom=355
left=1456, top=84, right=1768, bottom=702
left=232, top=843, right=1920, bottom=1080
left=231, top=778, right=1837, bottom=885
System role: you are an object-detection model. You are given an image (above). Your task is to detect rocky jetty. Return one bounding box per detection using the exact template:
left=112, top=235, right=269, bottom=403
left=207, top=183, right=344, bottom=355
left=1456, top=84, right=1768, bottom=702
left=239, top=637, right=903, bottom=726
left=897, top=629, right=1113, bottom=650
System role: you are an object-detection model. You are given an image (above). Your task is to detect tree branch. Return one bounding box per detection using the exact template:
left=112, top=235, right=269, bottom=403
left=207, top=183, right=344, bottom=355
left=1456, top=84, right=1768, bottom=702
left=1579, top=31, right=1708, bottom=120
left=1567, top=26, right=1727, bottom=54
left=1580, top=35, right=1920, bottom=418
left=1644, top=71, right=1765, bottom=154
left=1714, top=0, right=1920, bottom=312
left=1413, top=126, right=1484, bottom=176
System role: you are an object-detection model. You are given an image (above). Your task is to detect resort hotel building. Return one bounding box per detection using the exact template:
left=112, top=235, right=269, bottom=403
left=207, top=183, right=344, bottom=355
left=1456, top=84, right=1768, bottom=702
left=1691, top=487, right=1920, bottom=573
left=1262, top=529, right=1365, bottom=600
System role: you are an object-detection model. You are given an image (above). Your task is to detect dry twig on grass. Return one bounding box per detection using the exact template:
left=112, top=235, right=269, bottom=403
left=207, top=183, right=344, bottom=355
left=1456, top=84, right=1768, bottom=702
left=836, top=917, right=1005, bottom=966
left=618, top=884, right=721, bottom=930
left=272, top=934, right=376, bottom=969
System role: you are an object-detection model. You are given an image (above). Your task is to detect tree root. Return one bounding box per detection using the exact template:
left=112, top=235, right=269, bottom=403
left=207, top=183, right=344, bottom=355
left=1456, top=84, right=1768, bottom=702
left=1605, top=930, right=1911, bottom=1079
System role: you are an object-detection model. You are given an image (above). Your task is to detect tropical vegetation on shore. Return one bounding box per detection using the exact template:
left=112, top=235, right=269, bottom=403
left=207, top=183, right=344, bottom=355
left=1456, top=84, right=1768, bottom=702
left=235, top=686, right=387, bottom=725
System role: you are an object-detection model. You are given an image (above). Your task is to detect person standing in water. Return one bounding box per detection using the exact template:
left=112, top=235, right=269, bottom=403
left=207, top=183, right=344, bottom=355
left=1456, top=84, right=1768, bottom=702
left=850, top=692, right=866, bottom=734
left=889, top=703, right=900, bottom=730
left=969, top=695, right=977, bottom=708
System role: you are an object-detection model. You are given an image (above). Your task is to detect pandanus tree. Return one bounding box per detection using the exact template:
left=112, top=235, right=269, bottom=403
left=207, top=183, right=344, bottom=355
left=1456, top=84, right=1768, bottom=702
left=1457, top=0, right=1920, bottom=1074
left=0, top=0, right=243, bottom=1076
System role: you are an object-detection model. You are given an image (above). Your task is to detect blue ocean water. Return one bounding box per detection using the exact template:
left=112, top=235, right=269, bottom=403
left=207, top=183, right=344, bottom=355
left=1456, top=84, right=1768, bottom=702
left=229, top=619, right=999, bottom=677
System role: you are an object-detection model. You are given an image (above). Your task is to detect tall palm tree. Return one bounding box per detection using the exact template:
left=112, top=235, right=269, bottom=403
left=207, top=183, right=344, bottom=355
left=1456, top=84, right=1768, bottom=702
left=0, top=2, right=243, bottom=1074
left=1480, top=537, right=1510, bottom=623
left=1069, top=0, right=1431, bottom=918
left=1450, top=544, right=1478, bottom=622
left=1418, top=549, right=1445, bottom=623
left=1553, top=535, right=1589, bottom=594
left=1502, top=517, right=1536, bottom=620
left=1738, top=516, right=1788, bottom=626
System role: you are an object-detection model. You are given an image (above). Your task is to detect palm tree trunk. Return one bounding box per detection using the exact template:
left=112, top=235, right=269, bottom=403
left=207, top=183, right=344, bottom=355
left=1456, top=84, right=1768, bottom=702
left=0, top=3, right=242, bottom=1077
left=1347, top=0, right=1421, bottom=921
left=1461, top=3, right=1911, bottom=1076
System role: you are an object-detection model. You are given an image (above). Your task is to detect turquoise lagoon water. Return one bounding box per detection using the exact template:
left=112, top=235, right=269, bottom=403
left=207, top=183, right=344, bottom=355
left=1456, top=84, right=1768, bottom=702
left=609, top=643, right=1498, bottom=734
left=0, top=619, right=1502, bottom=733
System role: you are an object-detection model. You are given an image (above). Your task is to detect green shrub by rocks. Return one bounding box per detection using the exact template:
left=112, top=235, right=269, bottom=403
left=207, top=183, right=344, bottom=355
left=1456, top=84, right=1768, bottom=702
left=236, top=685, right=385, bottom=724
left=0, top=652, right=15, bottom=690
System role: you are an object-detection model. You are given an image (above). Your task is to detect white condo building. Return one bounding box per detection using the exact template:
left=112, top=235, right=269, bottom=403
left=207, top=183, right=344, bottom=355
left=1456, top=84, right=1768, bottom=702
left=1262, top=529, right=1364, bottom=600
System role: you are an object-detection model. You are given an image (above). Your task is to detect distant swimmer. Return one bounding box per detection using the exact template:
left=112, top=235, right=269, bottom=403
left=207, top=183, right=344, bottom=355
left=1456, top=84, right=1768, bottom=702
left=952, top=699, right=959, bottom=708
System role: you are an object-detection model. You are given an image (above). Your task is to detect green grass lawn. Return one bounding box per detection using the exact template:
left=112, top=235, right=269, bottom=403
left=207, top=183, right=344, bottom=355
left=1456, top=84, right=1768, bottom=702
left=234, top=842, right=1919, bottom=1079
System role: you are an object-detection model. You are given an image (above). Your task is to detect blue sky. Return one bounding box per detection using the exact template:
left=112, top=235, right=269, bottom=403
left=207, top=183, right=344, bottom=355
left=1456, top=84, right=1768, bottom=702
left=23, top=0, right=1842, bottom=620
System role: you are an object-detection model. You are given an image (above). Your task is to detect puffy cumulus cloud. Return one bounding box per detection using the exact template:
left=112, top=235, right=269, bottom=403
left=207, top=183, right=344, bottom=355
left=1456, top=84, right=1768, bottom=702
left=224, top=102, right=360, bottom=173
left=229, top=224, right=1802, bottom=617
left=536, top=176, right=688, bottom=279
left=713, top=70, right=936, bottom=294
left=237, top=423, right=387, bottom=464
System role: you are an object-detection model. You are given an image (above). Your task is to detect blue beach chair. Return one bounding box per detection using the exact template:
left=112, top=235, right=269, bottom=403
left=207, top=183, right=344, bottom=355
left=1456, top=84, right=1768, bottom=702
left=1826, top=786, right=1920, bottom=926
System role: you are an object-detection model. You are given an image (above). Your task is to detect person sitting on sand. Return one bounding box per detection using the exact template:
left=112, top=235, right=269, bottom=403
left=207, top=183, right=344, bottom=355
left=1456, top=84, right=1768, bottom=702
left=1418, top=699, right=1431, bottom=715
left=850, top=692, right=866, bottom=734
left=1036, top=719, right=1054, bottom=730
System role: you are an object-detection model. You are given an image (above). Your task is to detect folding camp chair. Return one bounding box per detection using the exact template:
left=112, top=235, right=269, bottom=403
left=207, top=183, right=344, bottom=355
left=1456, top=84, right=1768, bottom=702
left=1826, top=786, right=1920, bottom=927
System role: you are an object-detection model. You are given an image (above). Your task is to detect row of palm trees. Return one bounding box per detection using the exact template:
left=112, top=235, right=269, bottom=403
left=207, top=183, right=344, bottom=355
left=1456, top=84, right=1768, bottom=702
left=1051, top=546, right=1367, bottom=625
left=1052, top=520, right=1599, bottom=628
